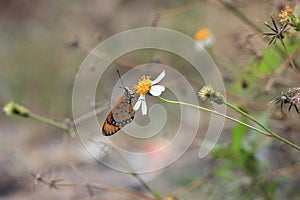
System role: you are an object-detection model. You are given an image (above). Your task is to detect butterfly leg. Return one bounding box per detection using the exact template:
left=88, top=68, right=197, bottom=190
left=294, top=104, right=300, bottom=113
left=288, top=103, right=293, bottom=111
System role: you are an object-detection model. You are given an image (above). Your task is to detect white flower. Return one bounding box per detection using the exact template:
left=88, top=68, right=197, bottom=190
left=194, top=28, right=215, bottom=51
left=134, top=70, right=165, bottom=115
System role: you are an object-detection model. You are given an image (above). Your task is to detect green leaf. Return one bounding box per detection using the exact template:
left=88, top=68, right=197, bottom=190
left=265, top=181, right=278, bottom=199
left=213, top=164, right=235, bottom=179
left=153, top=190, right=161, bottom=199
left=212, top=144, right=228, bottom=158
left=257, top=48, right=281, bottom=75
left=231, top=117, right=248, bottom=153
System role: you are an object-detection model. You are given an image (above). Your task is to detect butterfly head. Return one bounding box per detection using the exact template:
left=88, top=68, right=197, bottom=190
left=124, top=87, right=135, bottom=104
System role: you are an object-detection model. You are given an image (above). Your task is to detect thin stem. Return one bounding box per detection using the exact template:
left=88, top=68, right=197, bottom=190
left=64, top=126, right=158, bottom=199
left=217, top=0, right=262, bottom=33
left=29, top=112, right=77, bottom=137
left=156, top=96, right=271, bottom=136
left=224, top=101, right=273, bottom=133
left=88, top=182, right=157, bottom=200
left=224, top=101, right=300, bottom=151
left=151, top=2, right=200, bottom=26
left=217, top=0, right=292, bottom=61
left=5, top=102, right=158, bottom=197
left=280, top=39, right=300, bottom=82
left=157, top=96, right=300, bottom=151
left=264, top=44, right=300, bottom=92
left=131, top=172, right=160, bottom=199
left=173, top=174, right=210, bottom=197
left=39, top=180, right=156, bottom=200
left=3, top=102, right=76, bottom=136
left=264, top=58, right=289, bottom=92
left=110, top=147, right=161, bottom=199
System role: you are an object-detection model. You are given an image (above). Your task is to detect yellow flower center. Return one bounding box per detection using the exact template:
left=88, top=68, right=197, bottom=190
left=194, top=28, right=212, bottom=41
left=135, top=76, right=152, bottom=95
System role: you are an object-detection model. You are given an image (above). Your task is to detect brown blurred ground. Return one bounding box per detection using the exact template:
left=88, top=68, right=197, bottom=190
left=1, top=0, right=300, bottom=199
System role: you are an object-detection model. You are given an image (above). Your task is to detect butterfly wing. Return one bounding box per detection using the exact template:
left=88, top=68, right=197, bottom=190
left=102, top=111, right=121, bottom=136
left=102, top=90, right=135, bottom=136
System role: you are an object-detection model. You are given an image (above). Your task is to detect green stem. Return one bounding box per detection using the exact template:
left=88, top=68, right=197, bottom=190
left=156, top=96, right=271, bottom=136
left=157, top=96, right=300, bottom=151
left=224, top=101, right=300, bottom=151
left=131, top=172, right=160, bottom=199
left=29, top=112, right=77, bottom=137
left=224, top=102, right=273, bottom=133
left=4, top=102, right=158, bottom=197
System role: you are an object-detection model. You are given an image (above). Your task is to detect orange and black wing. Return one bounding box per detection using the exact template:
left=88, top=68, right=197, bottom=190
left=102, top=112, right=121, bottom=136
left=102, top=95, right=135, bottom=136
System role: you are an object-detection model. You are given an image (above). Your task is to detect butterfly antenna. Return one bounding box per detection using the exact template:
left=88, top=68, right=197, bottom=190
left=117, top=69, right=126, bottom=89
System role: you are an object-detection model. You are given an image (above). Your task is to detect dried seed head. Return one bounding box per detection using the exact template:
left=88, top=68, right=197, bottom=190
left=274, top=87, right=300, bottom=113
left=199, top=85, right=224, bottom=105
left=3, top=101, right=30, bottom=117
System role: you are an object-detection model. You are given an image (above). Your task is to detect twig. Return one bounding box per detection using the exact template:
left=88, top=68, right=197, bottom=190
left=63, top=134, right=94, bottom=197
left=280, top=39, right=300, bottom=81
left=264, top=44, right=300, bottom=92
left=172, top=175, right=210, bottom=197
left=264, top=58, right=290, bottom=92
left=73, top=102, right=109, bottom=125
left=31, top=168, right=156, bottom=200
left=110, top=147, right=162, bottom=199
left=150, top=2, right=201, bottom=26
left=78, top=43, right=137, bottom=69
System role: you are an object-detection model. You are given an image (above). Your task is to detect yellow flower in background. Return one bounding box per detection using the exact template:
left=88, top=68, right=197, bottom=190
left=279, top=6, right=293, bottom=24
left=195, top=28, right=211, bottom=41
left=285, top=6, right=293, bottom=15
left=194, top=28, right=215, bottom=50
left=278, top=5, right=300, bottom=31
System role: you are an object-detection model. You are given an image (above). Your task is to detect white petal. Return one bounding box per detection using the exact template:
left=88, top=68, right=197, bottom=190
left=139, top=94, right=146, bottom=101
left=133, top=99, right=141, bottom=111
left=195, top=42, right=204, bottom=52
left=152, top=70, right=165, bottom=85
left=141, top=100, right=147, bottom=115
left=150, top=85, right=165, bottom=96
left=133, top=95, right=145, bottom=111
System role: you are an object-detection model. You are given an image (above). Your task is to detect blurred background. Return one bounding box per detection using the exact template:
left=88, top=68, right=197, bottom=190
left=1, top=0, right=300, bottom=199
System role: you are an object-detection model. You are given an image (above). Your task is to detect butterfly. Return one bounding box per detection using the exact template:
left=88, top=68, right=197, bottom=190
left=102, top=87, right=135, bottom=136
